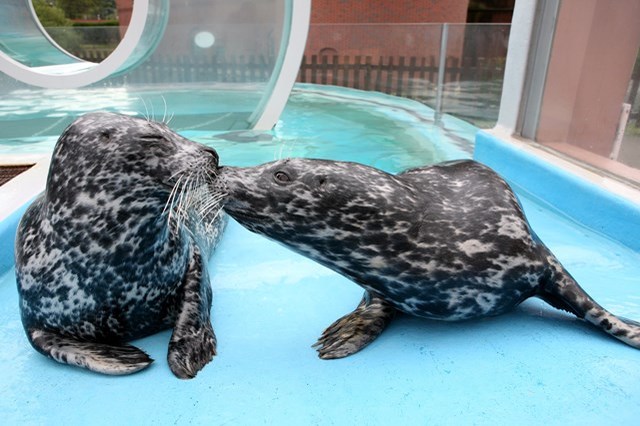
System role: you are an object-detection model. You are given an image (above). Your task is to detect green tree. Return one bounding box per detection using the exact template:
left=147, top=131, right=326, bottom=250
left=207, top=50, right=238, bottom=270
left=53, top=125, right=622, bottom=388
left=42, top=1, right=118, bottom=21
left=32, top=1, right=83, bottom=55
left=55, top=0, right=102, bottom=20
left=32, top=0, right=72, bottom=27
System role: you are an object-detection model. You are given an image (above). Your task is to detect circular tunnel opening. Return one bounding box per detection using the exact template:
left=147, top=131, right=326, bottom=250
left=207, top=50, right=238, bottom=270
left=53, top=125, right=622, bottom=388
left=30, top=0, right=128, bottom=64
left=0, top=0, right=166, bottom=89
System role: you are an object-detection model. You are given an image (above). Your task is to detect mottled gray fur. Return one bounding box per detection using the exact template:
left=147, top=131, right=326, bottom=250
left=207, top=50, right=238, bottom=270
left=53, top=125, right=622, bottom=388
left=219, top=158, right=640, bottom=358
left=15, top=112, right=226, bottom=378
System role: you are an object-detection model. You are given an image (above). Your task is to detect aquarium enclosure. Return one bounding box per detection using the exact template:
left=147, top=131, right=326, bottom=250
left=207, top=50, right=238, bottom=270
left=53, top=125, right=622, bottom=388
left=0, top=1, right=639, bottom=424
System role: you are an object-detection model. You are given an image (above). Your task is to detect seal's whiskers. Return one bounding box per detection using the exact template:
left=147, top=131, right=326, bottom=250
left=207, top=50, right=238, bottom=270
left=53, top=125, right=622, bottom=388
left=138, top=97, right=150, bottom=122
left=164, top=173, right=185, bottom=225
left=197, top=193, right=227, bottom=221
left=165, top=166, right=227, bottom=234
left=174, top=172, right=194, bottom=230
left=161, top=95, right=168, bottom=124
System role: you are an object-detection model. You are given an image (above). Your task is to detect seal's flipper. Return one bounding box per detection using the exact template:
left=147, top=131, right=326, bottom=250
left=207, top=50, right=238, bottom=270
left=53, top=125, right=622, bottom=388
left=539, top=257, right=640, bottom=349
left=313, top=291, right=396, bottom=359
left=28, top=329, right=153, bottom=375
left=167, top=245, right=216, bottom=379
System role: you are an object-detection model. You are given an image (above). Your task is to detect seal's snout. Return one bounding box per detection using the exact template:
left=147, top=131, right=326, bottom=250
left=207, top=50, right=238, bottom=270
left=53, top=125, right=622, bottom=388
left=215, top=166, right=254, bottom=212
left=216, top=166, right=241, bottom=197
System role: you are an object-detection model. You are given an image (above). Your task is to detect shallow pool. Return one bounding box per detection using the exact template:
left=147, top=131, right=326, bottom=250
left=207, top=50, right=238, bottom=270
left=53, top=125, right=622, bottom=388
left=1, top=85, right=639, bottom=424
left=0, top=84, right=476, bottom=160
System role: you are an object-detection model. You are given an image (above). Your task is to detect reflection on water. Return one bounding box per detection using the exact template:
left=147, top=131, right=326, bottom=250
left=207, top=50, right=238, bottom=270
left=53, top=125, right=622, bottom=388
left=0, top=85, right=476, bottom=170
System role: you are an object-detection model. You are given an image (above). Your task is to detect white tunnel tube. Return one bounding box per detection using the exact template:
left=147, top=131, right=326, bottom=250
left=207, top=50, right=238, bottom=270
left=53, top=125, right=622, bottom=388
left=0, top=0, right=155, bottom=89
left=250, top=0, right=311, bottom=130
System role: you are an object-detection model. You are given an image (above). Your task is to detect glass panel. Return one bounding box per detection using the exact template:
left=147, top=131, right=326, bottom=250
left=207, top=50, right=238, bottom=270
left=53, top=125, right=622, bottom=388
left=618, top=45, right=640, bottom=171
left=0, top=0, right=79, bottom=67
left=441, top=24, right=510, bottom=128
left=42, top=27, right=122, bottom=63
left=0, top=0, right=288, bottom=147
left=534, top=0, right=640, bottom=184
left=297, top=23, right=509, bottom=128
left=31, top=0, right=123, bottom=64
left=300, top=23, right=443, bottom=107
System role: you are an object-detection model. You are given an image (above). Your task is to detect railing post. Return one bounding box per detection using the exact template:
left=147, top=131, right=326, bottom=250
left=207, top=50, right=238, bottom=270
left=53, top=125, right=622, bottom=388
left=435, top=23, right=448, bottom=125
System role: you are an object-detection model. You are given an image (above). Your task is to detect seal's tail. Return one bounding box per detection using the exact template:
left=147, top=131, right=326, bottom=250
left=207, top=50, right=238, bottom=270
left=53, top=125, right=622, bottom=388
left=538, top=257, right=640, bottom=349
left=28, top=329, right=153, bottom=375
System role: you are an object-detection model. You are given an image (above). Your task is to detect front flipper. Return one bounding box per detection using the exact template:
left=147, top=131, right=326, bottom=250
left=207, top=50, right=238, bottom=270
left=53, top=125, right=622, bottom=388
left=313, top=291, right=396, bottom=359
left=167, top=244, right=216, bottom=379
left=29, top=329, right=153, bottom=375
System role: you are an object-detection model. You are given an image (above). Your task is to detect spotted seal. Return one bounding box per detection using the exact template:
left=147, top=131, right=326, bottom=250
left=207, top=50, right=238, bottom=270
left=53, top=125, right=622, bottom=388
left=15, top=112, right=227, bottom=378
left=218, top=158, right=640, bottom=358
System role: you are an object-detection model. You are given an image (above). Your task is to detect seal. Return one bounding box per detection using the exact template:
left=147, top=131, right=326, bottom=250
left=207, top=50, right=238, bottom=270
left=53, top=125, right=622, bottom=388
left=15, top=112, right=227, bottom=378
left=218, top=158, right=640, bottom=359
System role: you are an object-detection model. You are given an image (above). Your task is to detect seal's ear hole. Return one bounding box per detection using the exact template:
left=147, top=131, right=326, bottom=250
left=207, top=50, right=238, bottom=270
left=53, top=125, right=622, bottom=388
left=318, top=177, right=326, bottom=187
left=274, top=171, right=291, bottom=184
left=100, top=130, right=111, bottom=140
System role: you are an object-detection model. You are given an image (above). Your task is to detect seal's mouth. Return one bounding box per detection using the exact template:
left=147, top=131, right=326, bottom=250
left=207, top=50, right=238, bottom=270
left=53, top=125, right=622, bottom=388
left=220, top=197, right=261, bottom=221
left=226, top=209, right=256, bottom=221
left=224, top=209, right=266, bottom=232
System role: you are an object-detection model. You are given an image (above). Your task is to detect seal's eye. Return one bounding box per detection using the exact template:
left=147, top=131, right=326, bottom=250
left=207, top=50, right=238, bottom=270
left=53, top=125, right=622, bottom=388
left=274, top=171, right=291, bottom=184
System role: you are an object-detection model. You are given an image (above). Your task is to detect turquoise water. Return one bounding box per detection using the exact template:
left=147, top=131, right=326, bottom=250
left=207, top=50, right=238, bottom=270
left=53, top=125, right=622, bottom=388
left=192, top=86, right=474, bottom=170
left=0, top=86, right=263, bottom=150
left=0, top=84, right=475, bottom=158
left=1, top=86, right=639, bottom=424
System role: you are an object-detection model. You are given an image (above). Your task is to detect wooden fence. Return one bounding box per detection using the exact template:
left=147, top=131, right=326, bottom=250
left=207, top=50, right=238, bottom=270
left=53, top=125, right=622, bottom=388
left=82, top=53, right=278, bottom=85
left=297, top=54, right=505, bottom=101
left=77, top=51, right=505, bottom=89
left=75, top=51, right=506, bottom=124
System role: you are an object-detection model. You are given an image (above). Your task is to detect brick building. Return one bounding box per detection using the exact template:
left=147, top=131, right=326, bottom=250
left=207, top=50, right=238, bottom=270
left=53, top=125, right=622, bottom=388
left=310, top=0, right=470, bottom=24
left=305, top=0, right=468, bottom=60
left=115, top=0, right=512, bottom=59
left=305, top=0, right=513, bottom=68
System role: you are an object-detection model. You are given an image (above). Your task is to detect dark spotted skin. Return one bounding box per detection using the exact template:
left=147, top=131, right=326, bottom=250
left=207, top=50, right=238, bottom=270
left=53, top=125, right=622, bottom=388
left=219, top=158, right=640, bottom=358
left=15, top=112, right=226, bottom=378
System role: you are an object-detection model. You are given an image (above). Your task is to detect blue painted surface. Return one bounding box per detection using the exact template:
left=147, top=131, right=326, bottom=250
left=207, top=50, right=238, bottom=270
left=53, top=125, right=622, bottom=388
left=1, top=88, right=639, bottom=424
left=474, top=131, right=640, bottom=252
left=0, top=199, right=34, bottom=273
left=2, top=209, right=640, bottom=424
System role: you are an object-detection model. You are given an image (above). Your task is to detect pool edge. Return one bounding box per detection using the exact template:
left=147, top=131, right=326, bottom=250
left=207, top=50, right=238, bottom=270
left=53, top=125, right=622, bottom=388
left=474, top=130, right=640, bottom=252
left=0, top=158, right=48, bottom=274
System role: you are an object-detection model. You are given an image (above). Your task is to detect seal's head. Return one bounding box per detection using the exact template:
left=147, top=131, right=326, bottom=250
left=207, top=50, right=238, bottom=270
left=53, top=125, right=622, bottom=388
left=48, top=112, right=220, bottom=206
left=219, top=157, right=415, bottom=254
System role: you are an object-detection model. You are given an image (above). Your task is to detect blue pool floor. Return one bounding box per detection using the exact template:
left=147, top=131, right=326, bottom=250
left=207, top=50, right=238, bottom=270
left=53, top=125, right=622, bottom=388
left=1, top=187, right=639, bottom=425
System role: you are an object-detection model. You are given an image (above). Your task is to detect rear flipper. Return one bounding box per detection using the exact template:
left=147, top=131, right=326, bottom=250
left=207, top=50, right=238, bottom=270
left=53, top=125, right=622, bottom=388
left=313, top=291, right=396, bottom=359
left=539, top=258, right=640, bottom=349
left=167, top=244, right=216, bottom=379
left=29, top=329, right=153, bottom=375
